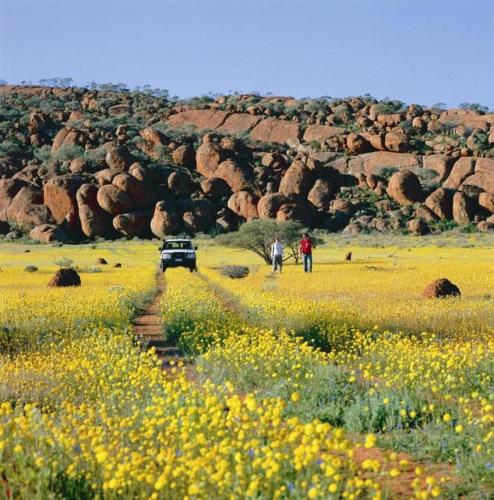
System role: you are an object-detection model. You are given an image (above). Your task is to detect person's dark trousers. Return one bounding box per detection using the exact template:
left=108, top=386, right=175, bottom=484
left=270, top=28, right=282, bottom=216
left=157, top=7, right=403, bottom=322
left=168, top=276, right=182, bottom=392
left=303, top=253, right=312, bottom=272
left=273, top=255, right=283, bottom=273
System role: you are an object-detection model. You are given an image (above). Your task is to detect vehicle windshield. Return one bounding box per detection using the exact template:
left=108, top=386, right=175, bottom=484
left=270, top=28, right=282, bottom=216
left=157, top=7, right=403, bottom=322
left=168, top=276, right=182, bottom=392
left=163, top=240, right=193, bottom=250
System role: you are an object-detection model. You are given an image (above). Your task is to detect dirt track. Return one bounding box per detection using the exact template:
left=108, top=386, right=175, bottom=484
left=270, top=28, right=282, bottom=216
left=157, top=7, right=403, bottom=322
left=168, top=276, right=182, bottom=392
left=132, top=273, right=183, bottom=370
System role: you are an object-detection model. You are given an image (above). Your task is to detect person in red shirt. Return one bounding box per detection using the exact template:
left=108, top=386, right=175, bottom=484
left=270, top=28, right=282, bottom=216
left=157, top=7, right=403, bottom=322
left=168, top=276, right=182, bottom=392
left=299, top=233, right=314, bottom=272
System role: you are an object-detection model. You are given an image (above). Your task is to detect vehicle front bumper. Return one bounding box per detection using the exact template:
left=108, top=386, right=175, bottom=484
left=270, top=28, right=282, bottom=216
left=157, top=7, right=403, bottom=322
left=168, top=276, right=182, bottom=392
left=161, top=258, right=196, bottom=268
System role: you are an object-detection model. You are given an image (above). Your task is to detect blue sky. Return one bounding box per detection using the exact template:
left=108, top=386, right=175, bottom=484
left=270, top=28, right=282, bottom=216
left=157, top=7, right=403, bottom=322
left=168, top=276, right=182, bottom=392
left=0, top=0, right=493, bottom=107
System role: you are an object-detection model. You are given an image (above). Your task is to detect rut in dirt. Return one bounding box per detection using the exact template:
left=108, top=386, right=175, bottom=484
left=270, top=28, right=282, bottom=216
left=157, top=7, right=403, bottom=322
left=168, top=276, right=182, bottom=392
left=132, top=273, right=183, bottom=370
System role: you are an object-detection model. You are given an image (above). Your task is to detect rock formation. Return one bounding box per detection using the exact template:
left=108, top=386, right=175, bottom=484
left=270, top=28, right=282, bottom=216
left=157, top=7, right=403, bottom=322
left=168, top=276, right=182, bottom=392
left=0, top=84, right=492, bottom=242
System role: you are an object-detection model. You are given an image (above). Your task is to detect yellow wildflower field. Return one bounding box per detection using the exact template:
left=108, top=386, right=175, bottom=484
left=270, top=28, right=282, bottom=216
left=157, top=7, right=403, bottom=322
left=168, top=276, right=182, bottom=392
left=0, top=237, right=493, bottom=498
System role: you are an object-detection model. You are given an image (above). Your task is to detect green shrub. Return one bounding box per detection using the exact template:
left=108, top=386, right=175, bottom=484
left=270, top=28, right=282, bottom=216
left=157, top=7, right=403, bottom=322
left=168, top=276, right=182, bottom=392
left=220, top=265, right=250, bottom=279
left=373, top=99, right=405, bottom=114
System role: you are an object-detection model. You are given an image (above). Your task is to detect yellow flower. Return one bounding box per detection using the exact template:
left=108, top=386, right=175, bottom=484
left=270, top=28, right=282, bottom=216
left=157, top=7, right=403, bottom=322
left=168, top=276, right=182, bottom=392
left=155, top=475, right=166, bottom=491
left=308, top=487, right=318, bottom=498
left=245, top=397, right=257, bottom=412
left=364, top=434, right=376, bottom=448
left=96, top=451, right=108, bottom=463
left=431, top=486, right=441, bottom=497
left=188, top=484, right=200, bottom=495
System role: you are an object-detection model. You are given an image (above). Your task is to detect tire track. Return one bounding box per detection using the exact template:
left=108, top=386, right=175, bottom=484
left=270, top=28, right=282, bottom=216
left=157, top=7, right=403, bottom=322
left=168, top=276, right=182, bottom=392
left=132, top=272, right=187, bottom=372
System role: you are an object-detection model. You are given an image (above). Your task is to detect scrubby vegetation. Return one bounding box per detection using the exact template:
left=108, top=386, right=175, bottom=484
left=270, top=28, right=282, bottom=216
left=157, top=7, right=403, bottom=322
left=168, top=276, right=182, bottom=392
left=220, top=265, right=250, bottom=279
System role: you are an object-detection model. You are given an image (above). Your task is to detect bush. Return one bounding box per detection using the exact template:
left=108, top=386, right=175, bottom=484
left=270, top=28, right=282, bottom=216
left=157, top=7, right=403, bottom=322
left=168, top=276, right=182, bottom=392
left=24, top=265, right=39, bottom=273
left=373, top=99, right=405, bottom=114
left=83, top=146, right=107, bottom=168
left=76, top=266, right=102, bottom=273
left=376, top=166, right=399, bottom=181
left=53, top=144, right=85, bottom=163
left=54, top=257, right=75, bottom=269
left=220, top=265, right=249, bottom=279
left=34, top=145, right=52, bottom=163
left=459, top=102, right=489, bottom=114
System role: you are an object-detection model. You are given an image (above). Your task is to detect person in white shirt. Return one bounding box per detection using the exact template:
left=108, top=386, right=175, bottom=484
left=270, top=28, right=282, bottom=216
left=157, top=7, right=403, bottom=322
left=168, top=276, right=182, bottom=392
left=271, top=237, right=284, bottom=273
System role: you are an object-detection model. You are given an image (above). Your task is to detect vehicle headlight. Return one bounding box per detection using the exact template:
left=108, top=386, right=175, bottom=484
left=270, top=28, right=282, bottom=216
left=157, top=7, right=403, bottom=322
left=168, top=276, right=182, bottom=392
left=187, top=252, right=195, bottom=259
left=163, top=254, right=172, bottom=260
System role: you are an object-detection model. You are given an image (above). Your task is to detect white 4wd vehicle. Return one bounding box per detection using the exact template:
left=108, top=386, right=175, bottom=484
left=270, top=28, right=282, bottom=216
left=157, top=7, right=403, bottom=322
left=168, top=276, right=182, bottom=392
left=160, top=239, right=197, bottom=272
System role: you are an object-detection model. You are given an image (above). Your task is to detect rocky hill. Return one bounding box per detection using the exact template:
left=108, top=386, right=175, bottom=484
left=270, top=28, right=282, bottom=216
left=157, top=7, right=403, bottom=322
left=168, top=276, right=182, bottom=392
left=0, top=84, right=493, bottom=242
